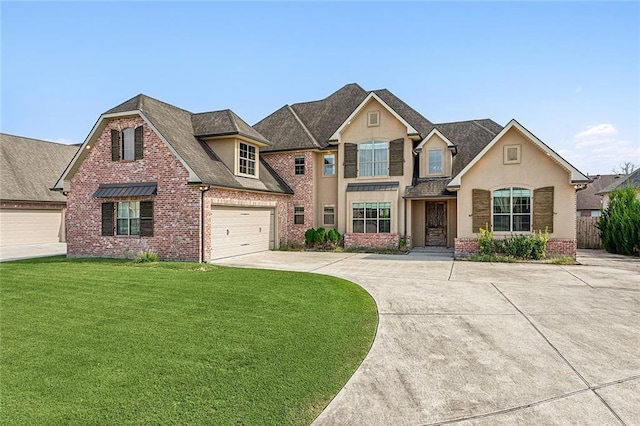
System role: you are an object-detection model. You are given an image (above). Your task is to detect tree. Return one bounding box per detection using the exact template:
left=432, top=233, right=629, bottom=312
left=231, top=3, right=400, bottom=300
left=597, top=187, right=640, bottom=256
left=612, top=162, right=636, bottom=175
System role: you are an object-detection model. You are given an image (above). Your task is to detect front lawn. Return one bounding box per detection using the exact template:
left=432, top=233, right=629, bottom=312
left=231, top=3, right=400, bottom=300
left=0, top=257, right=377, bottom=425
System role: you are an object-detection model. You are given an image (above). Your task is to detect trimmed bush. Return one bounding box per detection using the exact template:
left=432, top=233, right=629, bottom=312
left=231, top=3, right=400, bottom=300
left=597, top=187, right=640, bottom=256
left=327, top=228, right=340, bottom=244
left=304, top=228, right=317, bottom=247
left=315, top=228, right=326, bottom=244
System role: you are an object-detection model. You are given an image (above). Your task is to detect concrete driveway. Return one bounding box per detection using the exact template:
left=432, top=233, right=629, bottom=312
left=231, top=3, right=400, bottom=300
left=213, top=250, right=640, bottom=425
left=0, top=242, right=66, bottom=262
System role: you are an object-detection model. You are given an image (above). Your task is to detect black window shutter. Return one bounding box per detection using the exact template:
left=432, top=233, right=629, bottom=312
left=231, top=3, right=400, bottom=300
left=140, top=201, right=154, bottom=237
left=533, top=187, right=554, bottom=233
left=134, top=126, right=144, bottom=160
left=102, top=202, right=114, bottom=236
left=389, top=138, right=404, bottom=176
left=472, top=189, right=491, bottom=233
left=344, top=143, right=357, bottom=178
left=111, top=130, right=119, bottom=161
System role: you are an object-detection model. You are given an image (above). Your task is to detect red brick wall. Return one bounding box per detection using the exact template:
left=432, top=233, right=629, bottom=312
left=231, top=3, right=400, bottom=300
left=262, top=151, right=314, bottom=243
left=66, top=117, right=201, bottom=261
left=203, top=188, right=292, bottom=260
left=455, top=237, right=577, bottom=258
left=344, top=232, right=400, bottom=249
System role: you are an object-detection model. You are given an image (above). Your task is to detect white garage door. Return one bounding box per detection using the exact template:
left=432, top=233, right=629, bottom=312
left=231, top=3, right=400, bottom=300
left=0, top=208, right=64, bottom=245
left=211, top=206, right=275, bottom=260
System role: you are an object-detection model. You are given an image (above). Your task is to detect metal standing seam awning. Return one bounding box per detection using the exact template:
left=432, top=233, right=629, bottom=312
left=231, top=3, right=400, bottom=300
left=346, top=181, right=399, bottom=192
left=92, top=182, right=157, bottom=198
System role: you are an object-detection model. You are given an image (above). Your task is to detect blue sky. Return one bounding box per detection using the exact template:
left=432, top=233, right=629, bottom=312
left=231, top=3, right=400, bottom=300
left=1, top=1, right=638, bottom=175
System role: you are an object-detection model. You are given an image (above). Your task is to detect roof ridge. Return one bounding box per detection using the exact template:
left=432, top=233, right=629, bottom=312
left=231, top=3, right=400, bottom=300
left=0, top=133, right=80, bottom=147
left=471, top=120, right=499, bottom=135
left=292, top=83, right=366, bottom=108
left=226, top=109, right=239, bottom=133
left=286, top=105, right=321, bottom=149
left=373, top=88, right=433, bottom=126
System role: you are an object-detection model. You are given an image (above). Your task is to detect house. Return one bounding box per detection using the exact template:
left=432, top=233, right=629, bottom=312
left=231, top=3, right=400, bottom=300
left=597, top=169, right=640, bottom=209
left=576, top=174, right=622, bottom=217
left=54, top=84, right=589, bottom=261
left=1, top=133, right=79, bottom=245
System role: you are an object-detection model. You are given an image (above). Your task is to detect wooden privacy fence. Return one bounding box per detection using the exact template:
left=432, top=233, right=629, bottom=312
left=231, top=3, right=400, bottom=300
left=577, top=217, right=602, bottom=249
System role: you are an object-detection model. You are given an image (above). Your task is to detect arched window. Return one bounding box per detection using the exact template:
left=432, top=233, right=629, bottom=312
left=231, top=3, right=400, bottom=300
left=121, top=128, right=135, bottom=161
left=493, top=187, right=531, bottom=232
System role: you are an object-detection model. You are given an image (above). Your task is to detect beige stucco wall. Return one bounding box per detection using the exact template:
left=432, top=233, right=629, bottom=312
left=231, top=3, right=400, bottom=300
left=418, top=134, right=452, bottom=177
left=410, top=198, right=457, bottom=247
left=456, top=127, right=577, bottom=239
left=314, top=151, right=338, bottom=228
left=336, top=98, right=414, bottom=236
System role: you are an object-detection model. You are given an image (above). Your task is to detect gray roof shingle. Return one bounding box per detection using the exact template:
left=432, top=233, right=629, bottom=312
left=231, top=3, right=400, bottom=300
left=101, top=94, right=290, bottom=194
left=597, top=169, right=640, bottom=194
left=577, top=174, right=621, bottom=210
left=405, top=178, right=456, bottom=199
left=1, top=133, right=79, bottom=203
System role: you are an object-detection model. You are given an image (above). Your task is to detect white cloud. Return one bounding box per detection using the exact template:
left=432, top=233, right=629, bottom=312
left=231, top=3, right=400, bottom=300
left=557, top=124, right=640, bottom=175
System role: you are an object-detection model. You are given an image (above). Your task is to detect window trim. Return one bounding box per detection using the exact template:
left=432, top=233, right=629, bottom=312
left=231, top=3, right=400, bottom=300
left=504, top=145, right=521, bottom=164
left=294, top=154, right=305, bottom=175
left=238, top=142, right=257, bottom=177
left=323, top=205, right=335, bottom=226
left=293, top=205, right=305, bottom=225
left=116, top=200, right=140, bottom=236
left=352, top=202, right=391, bottom=234
left=492, top=187, right=531, bottom=233
left=358, top=140, right=389, bottom=177
left=323, top=153, right=336, bottom=176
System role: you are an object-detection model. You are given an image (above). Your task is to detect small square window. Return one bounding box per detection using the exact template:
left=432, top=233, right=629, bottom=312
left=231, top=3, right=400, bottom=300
left=294, top=206, right=304, bottom=225
left=294, top=155, right=305, bottom=175
left=323, top=205, right=335, bottom=225
left=504, top=145, right=521, bottom=164
left=323, top=154, right=336, bottom=176
left=367, top=111, right=380, bottom=127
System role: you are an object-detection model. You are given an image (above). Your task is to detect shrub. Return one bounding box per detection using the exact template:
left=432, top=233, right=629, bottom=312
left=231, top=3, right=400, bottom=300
left=478, top=225, right=494, bottom=255
left=315, top=227, right=326, bottom=244
left=327, top=228, right=340, bottom=245
left=304, top=228, right=317, bottom=247
left=597, top=187, right=640, bottom=256
left=134, top=251, right=158, bottom=263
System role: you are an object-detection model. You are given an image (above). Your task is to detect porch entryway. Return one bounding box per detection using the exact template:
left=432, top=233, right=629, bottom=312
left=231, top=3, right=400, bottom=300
left=426, top=201, right=447, bottom=246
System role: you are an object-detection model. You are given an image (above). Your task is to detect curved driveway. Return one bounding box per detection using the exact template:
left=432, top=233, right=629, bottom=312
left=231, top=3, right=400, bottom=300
left=213, top=250, right=640, bottom=425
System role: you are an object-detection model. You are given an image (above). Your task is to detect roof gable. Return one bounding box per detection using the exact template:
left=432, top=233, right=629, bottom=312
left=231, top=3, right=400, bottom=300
left=447, top=119, right=590, bottom=188
left=192, top=109, right=270, bottom=145
left=328, top=92, right=419, bottom=141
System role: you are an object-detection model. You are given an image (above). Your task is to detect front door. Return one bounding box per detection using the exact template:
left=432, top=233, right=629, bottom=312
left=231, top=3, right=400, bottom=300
left=426, top=201, right=447, bottom=246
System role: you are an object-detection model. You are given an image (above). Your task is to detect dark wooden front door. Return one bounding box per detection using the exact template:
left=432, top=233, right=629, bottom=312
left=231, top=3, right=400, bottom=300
left=426, top=202, right=447, bottom=246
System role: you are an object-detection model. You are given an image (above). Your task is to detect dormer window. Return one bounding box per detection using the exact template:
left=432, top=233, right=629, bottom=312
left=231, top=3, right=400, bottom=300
left=239, top=142, right=256, bottom=176
left=111, top=126, right=143, bottom=161
left=428, top=150, right=443, bottom=174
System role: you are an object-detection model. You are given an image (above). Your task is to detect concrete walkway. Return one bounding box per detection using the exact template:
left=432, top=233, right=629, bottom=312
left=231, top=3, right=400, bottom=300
left=0, top=242, right=66, bottom=262
left=213, top=250, right=640, bottom=425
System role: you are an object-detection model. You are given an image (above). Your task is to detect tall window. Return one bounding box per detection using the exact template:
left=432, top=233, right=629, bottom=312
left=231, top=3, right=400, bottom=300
left=239, top=142, right=256, bottom=176
left=323, top=205, right=335, bottom=225
left=428, top=150, right=442, bottom=174
left=117, top=201, right=140, bottom=235
left=353, top=202, right=391, bottom=233
left=493, top=187, right=531, bottom=232
left=359, top=141, right=388, bottom=177
left=323, top=154, right=335, bottom=176
left=122, top=128, right=135, bottom=160
left=294, top=206, right=304, bottom=225
left=294, top=155, right=305, bottom=175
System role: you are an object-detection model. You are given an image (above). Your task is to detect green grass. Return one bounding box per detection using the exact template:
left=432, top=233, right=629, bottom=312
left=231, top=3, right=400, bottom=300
left=0, top=257, right=377, bottom=425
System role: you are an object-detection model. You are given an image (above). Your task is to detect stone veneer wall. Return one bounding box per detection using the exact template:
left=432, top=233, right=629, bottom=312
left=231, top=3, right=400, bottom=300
left=66, top=117, right=201, bottom=261
left=455, top=237, right=578, bottom=258
left=261, top=151, right=314, bottom=244
left=344, top=233, right=401, bottom=249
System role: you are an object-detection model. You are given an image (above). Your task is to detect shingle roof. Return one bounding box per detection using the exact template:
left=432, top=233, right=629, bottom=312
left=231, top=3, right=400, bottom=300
left=577, top=174, right=621, bottom=210
left=435, top=119, right=503, bottom=177
left=405, top=178, right=456, bottom=199
left=1, top=133, right=79, bottom=203
left=100, top=94, right=290, bottom=194
left=597, top=169, right=640, bottom=194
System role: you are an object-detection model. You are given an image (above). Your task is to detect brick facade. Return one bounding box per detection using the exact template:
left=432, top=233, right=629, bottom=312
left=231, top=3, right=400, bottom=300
left=262, top=151, right=314, bottom=244
left=344, top=232, right=401, bottom=249
left=455, top=237, right=578, bottom=258
left=66, top=117, right=201, bottom=261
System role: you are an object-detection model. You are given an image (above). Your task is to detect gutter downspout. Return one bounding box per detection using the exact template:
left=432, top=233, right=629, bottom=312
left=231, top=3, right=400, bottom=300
left=199, top=185, right=211, bottom=263
left=403, top=197, right=407, bottom=243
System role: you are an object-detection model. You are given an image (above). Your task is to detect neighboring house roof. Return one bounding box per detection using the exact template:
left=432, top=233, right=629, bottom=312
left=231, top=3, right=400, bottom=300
left=255, top=83, right=435, bottom=152
left=448, top=119, right=590, bottom=188
left=597, top=169, right=640, bottom=195
left=577, top=174, right=621, bottom=210
left=0, top=133, right=79, bottom=203
left=55, top=94, right=292, bottom=195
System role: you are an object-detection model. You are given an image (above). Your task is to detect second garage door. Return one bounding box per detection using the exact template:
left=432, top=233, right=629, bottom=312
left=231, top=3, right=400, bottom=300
left=211, top=206, right=275, bottom=260
left=0, top=208, right=64, bottom=245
